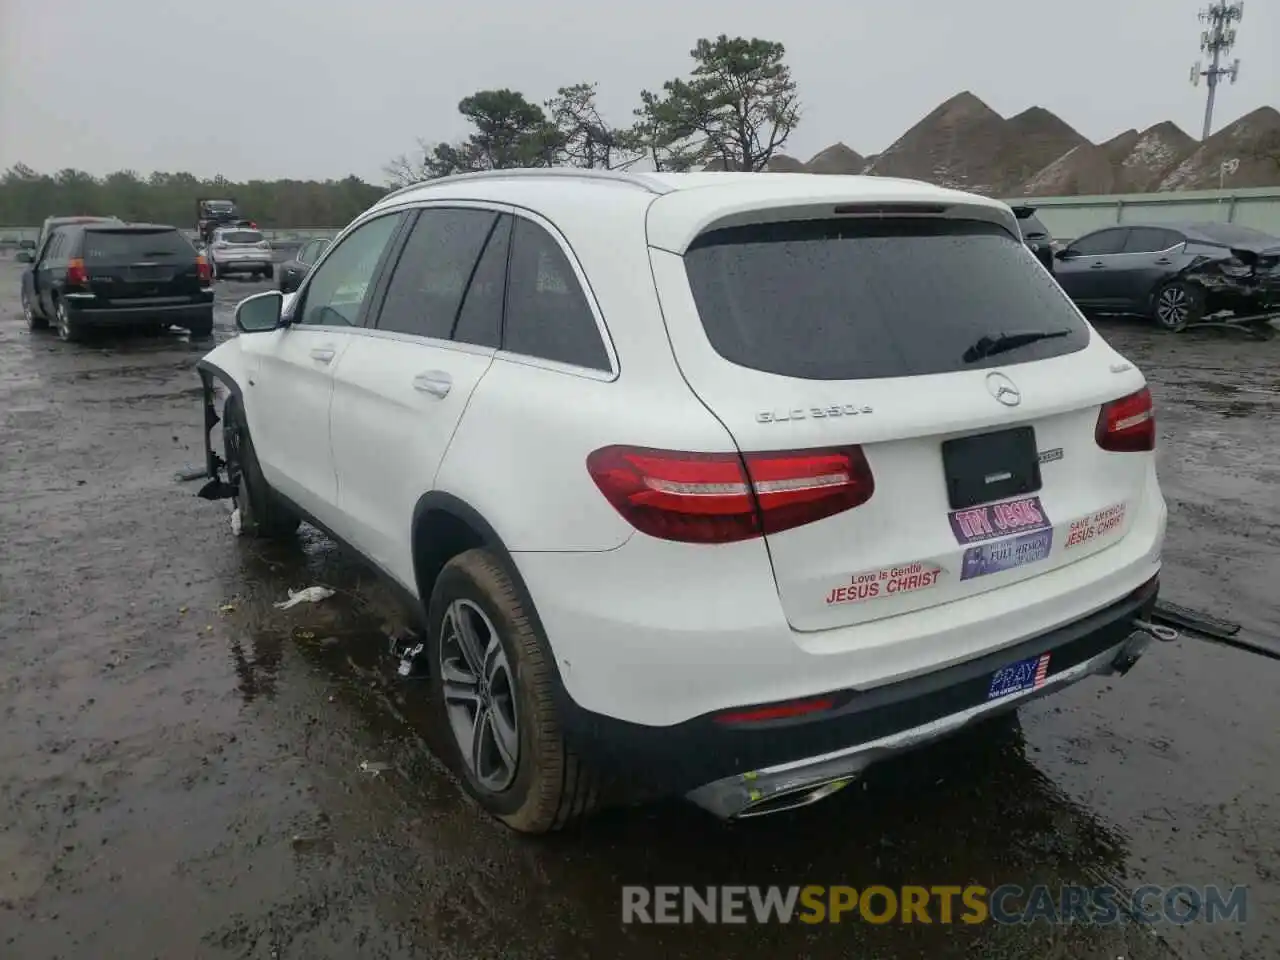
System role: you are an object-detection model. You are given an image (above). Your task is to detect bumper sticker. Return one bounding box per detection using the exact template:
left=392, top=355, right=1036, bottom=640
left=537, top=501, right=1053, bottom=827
left=960, top=529, right=1054, bottom=581
left=1065, top=503, right=1127, bottom=550
left=949, top=495, right=1050, bottom=545
left=826, top=561, right=943, bottom=606
left=987, top=652, right=1052, bottom=701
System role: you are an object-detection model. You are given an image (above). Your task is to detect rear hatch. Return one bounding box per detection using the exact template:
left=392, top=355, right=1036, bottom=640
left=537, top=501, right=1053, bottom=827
left=82, top=227, right=203, bottom=303
left=648, top=208, right=1153, bottom=632
left=214, top=229, right=269, bottom=260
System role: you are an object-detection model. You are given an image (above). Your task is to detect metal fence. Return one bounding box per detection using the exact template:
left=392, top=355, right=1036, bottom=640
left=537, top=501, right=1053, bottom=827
left=3, top=186, right=1279, bottom=250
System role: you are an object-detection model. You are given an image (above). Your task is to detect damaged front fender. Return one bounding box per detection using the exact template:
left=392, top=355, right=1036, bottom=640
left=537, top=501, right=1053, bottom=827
left=196, top=348, right=249, bottom=501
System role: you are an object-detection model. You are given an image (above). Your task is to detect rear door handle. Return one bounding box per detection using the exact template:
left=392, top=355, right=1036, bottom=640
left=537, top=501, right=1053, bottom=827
left=310, top=347, right=336, bottom=363
left=1154, top=258, right=1173, bottom=265
left=412, top=371, right=452, bottom=398
left=1090, top=262, right=1107, bottom=269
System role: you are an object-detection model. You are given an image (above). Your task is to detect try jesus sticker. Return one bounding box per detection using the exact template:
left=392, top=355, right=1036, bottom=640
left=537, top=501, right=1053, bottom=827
left=949, top=495, right=1050, bottom=545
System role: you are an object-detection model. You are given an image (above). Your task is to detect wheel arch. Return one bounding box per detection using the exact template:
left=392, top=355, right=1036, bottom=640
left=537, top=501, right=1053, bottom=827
left=410, top=492, right=548, bottom=640
left=410, top=490, right=581, bottom=736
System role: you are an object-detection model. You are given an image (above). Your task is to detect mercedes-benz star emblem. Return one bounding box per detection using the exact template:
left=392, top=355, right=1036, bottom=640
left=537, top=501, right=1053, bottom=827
left=985, top=372, right=1022, bottom=407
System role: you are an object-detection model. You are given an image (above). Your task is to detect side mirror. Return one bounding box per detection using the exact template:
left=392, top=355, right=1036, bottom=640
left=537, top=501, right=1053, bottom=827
left=1054, top=248, right=1074, bottom=261
left=15, top=251, right=34, bottom=264
left=236, top=290, right=284, bottom=333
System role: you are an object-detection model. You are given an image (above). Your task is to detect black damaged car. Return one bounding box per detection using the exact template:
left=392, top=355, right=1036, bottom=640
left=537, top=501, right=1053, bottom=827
left=1052, top=221, right=1280, bottom=333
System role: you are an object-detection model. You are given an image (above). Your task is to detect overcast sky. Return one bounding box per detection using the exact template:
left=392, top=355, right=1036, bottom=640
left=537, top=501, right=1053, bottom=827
left=1, top=0, right=1275, bottom=184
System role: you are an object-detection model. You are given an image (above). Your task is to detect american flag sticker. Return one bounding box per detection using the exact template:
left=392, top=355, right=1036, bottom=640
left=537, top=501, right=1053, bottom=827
left=1033, top=652, right=1051, bottom=689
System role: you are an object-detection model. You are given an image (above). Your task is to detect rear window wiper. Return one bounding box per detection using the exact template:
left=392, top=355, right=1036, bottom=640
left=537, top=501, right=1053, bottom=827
left=963, top=329, right=1072, bottom=363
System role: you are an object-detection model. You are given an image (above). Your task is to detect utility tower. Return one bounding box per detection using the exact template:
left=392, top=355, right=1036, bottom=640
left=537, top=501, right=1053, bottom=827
left=1190, top=2, right=1244, bottom=140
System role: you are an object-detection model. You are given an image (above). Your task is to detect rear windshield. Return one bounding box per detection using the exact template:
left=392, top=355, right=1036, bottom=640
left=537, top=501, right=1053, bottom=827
left=683, top=218, right=1090, bottom=381
left=203, top=201, right=235, bottom=212
left=221, top=231, right=264, bottom=244
left=1018, top=215, right=1050, bottom=239
left=82, top=229, right=193, bottom=260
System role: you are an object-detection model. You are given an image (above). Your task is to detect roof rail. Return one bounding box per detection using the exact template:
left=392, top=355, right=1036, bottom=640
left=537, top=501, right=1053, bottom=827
left=378, top=167, right=674, bottom=202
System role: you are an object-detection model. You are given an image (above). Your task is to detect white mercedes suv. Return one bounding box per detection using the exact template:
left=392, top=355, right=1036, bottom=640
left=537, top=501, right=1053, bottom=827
left=194, top=169, right=1170, bottom=833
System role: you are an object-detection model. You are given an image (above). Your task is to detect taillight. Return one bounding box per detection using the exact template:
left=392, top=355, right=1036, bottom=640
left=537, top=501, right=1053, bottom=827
left=1096, top=387, right=1155, bottom=452
left=196, top=254, right=211, bottom=283
left=256, top=240, right=270, bottom=249
left=1220, top=257, right=1251, bottom=278
left=585, top=445, right=875, bottom=544
left=714, top=696, right=838, bottom=725
left=65, top=257, right=88, bottom=286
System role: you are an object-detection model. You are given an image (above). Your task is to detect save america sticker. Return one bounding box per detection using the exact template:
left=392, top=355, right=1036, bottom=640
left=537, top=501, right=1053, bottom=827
left=949, top=495, right=1050, bottom=545
left=1065, top=503, right=1127, bottom=549
left=960, top=529, right=1054, bottom=581
left=826, top=561, right=943, bottom=606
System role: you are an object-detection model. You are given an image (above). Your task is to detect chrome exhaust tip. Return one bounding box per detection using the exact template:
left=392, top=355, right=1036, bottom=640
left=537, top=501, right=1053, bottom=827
left=733, top=776, right=856, bottom=819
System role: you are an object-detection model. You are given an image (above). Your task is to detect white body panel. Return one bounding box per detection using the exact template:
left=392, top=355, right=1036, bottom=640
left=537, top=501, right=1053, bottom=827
left=329, top=330, right=495, bottom=586
left=238, top=326, right=349, bottom=517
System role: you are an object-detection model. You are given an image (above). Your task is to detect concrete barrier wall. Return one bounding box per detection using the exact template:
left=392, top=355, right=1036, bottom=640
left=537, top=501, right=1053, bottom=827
left=3, top=186, right=1279, bottom=249
left=1008, top=186, right=1280, bottom=243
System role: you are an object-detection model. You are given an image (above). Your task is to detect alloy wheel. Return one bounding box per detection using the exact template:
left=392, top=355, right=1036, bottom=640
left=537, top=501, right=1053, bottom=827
left=1156, top=287, right=1189, bottom=329
left=21, top=292, right=34, bottom=328
left=56, top=301, right=73, bottom=340
left=438, top=599, right=520, bottom=793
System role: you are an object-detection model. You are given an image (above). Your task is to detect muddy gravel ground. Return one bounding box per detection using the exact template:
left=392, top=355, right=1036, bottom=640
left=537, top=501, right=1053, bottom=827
left=1, top=258, right=1277, bottom=960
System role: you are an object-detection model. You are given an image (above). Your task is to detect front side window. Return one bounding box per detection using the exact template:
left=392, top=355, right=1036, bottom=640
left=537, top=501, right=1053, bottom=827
left=296, top=213, right=402, bottom=327
left=502, top=217, right=610, bottom=371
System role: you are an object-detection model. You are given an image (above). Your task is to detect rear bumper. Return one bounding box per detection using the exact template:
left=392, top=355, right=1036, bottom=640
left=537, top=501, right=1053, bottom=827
left=64, top=294, right=213, bottom=325
left=212, top=257, right=271, bottom=271
left=553, top=575, right=1161, bottom=802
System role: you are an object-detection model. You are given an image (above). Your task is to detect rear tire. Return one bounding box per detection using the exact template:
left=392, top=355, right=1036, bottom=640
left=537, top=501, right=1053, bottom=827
left=187, top=311, right=214, bottom=339
left=22, top=289, right=48, bottom=331
left=222, top=395, right=300, bottom=539
left=54, top=298, right=84, bottom=342
left=427, top=548, right=598, bottom=834
left=1151, top=281, right=1205, bottom=332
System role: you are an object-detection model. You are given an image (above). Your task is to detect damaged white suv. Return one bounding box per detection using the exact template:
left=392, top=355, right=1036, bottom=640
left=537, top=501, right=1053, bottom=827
left=195, top=170, right=1170, bottom=833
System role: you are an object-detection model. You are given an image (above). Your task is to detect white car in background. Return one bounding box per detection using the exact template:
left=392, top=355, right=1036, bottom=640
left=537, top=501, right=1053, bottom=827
left=207, top=226, right=274, bottom=281
left=193, top=169, right=1170, bottom=834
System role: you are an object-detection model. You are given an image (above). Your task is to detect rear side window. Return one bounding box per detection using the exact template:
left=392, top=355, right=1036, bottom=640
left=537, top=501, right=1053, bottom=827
left=683, top=218, right=1090, bottom=381
left=376, top=208, right=498, bottom=340
left=1018, top=215, right=1050, bottom=239
left=1071, top=229, right=1127, bottom=256
left=1123, top=227, right=1182, bottom=254
left=221, top=230, right=263, bottom=244
left=502, top=217, right=610, bottom=371
left=82, top=229, right=193, bottom=261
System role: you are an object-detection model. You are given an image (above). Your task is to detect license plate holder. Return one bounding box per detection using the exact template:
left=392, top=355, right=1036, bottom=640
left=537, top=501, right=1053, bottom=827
left=987, top=652, right=1051, bottom=701
left=942, top=426, right=1041, bottom=510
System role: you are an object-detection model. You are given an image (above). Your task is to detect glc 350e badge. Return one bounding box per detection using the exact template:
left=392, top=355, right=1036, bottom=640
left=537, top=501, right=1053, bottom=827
left=757, top=404, right=874, bottom=423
